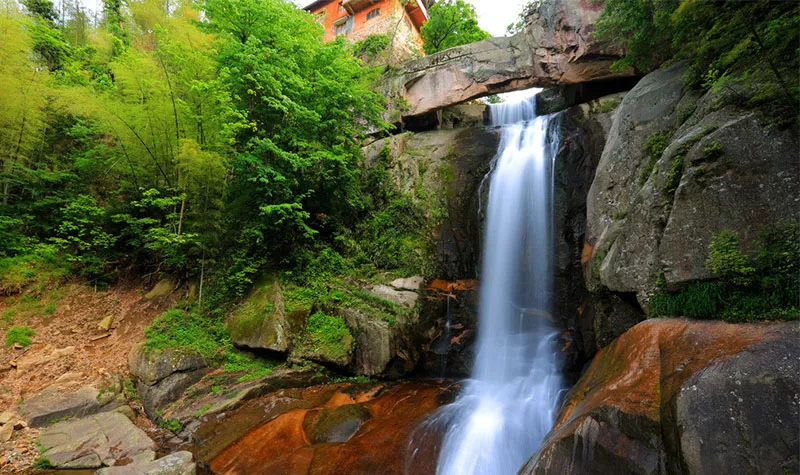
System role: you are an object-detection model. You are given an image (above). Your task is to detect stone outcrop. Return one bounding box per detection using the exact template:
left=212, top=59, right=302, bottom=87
left=383, top=0, right=632, bottom=119
left=227, top=278, right=305, bottom=353
left=521, top=319, right=799, bottom=475
left=584, top=63, right=800, bottom=312
left=38, top=412, right=156, bottom=468
left=129, top=344, right=207, bottom=418
left=19, top=375, right=124, bottom=427
left=549, top=92, right=623, bottom=360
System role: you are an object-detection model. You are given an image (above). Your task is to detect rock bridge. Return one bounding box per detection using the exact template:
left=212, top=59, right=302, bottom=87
left=383, top=0, right=634, bottom=119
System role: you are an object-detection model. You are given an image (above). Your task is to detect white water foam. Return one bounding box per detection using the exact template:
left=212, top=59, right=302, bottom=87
left=434, top=92, right=565, bottom=475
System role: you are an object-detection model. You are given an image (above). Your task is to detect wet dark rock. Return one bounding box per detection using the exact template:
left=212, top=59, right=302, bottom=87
left=303, top=403, right=371, bottom=443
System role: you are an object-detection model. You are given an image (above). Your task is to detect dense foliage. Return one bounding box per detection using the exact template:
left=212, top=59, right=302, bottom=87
left=420, top=0, right=490, bottom=54
left=594, top=0, right=799, bottom=125
left=0, top=0, right=391, bottom=303
left=651, top=223, right=800, bottom=321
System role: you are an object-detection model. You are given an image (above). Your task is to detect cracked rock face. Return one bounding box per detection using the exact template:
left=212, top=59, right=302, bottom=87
left=128, top=344, right=207, bottom=418
left=584, top=63, right=800, bottom=311
left=383, top=0, right=630, bottom=118
left=38, top=412, right=156, bottom=468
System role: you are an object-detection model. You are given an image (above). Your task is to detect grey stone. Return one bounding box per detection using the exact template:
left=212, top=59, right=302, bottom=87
left=20, top=384, right=121, bottom=428
left=136, top=369, right=205, bottom=419
left=128, top=344, right=206, bottom=387
left=388, top=276, right=424, bottom=291
left=95, top=451, right=196, bottom=475
left=585, top=63, right=799, bottom=312
left=227, top=279, right=306, bottom=353
left=38, top=412, right=156, bottom=469
left=128, top=345, right=206, bottom=418
left=366, top=285, right=418, bottom=309
left=674, top=324, right=800, bottom=474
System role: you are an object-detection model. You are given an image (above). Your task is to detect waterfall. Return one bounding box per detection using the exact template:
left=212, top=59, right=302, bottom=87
left=434, top=92, right=564, bottom=474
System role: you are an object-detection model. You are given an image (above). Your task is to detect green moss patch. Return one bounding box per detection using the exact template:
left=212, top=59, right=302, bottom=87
left=295, top=312, right=353, bottom=363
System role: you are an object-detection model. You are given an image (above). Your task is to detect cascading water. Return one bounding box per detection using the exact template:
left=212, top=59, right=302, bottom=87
left=434, top=92, right=564, bottom=474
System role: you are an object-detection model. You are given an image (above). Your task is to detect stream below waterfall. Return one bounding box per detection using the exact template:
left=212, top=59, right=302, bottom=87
left=432, top=91, right=566, bottom=475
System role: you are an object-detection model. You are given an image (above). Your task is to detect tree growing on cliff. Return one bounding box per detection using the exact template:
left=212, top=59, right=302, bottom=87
left=594, top=0, right=799, bottom=124
left=420, top=0, right=490, bottom=54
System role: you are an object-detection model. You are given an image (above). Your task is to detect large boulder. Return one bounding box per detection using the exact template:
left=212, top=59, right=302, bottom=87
left=522, top=319, right=799, bottom=474
left=38, top=412, right=156, bottom=469
left=128, top=344, right=207, bottom=418
left=585, top=64, right=800, bottom=313
left=19, top=375, right=124, bottom=427
left=227, top=278, right=306, bottom=353
left=382, top=0, right=632, bottom=119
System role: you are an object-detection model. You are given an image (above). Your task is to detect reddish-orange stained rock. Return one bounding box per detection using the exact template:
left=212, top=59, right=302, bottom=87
left=426, top=279, right=479, bottom=293
left=552, top=318, right=777, bottom=436
left=210, top=381, right=453, bottom=475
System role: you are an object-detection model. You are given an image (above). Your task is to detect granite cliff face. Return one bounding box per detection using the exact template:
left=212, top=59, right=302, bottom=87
left=584, top=64, right=800, bottom=315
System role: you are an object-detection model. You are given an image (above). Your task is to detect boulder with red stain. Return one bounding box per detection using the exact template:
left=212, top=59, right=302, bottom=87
left=521, top=319, right=799, bottom=475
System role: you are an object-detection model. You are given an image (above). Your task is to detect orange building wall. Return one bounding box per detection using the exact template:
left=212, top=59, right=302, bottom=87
left=310, top=0, right=424, bottom=52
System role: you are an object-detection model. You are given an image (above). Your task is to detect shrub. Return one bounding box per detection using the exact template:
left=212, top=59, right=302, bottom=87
left=0, top=244, right=71, bottom=295
left=144, top=309, right=227, bottom=360
left=652, top=222, right=800, bottom=321
left=5, top=326, right=35, bottom=347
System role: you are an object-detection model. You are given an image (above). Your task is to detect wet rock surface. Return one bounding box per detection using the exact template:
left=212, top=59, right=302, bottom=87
left=522, top=319, right=799, bottom=475
left=204, top=381, right=457, bottom=474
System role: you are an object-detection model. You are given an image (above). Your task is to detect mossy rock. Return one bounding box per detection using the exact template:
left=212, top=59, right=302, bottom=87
left=292, top=312, right=354, bottom=367
left=228, top=278, right=305, bottom=353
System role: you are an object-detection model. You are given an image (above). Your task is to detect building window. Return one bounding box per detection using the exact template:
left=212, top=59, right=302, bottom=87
left=333, top=15, right=353, bottom=36
left=366, top=8, right=380, bottom=20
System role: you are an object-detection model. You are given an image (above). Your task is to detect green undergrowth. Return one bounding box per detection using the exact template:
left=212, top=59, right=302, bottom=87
left=651, top=222, right=800, bottom=321
left=144, top=308, right=276, bottom=382
left=0, top=244, right=71, bottom=296
left=294, top=312, right=353, bottom=362
left=5, top=325, right=35, bottom=347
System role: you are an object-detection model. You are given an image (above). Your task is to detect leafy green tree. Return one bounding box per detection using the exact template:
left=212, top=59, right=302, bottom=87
left=201, top=0, right=388, bottom=292
left=420, top=0, right=490, bottom=54
left=506, top=1, right=541, bottom=35
left=594, top=0, right=799, bottom=123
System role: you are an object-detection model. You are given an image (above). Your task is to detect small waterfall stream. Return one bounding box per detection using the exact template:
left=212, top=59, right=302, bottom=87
left=434, top=93, right=565, bottom=474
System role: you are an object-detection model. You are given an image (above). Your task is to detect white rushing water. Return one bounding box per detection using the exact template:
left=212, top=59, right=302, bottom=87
left=435, top=93, right=564, bottom=475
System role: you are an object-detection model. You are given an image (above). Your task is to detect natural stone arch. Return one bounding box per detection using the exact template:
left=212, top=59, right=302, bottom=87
left=382, top=0, right=635, bottom=119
